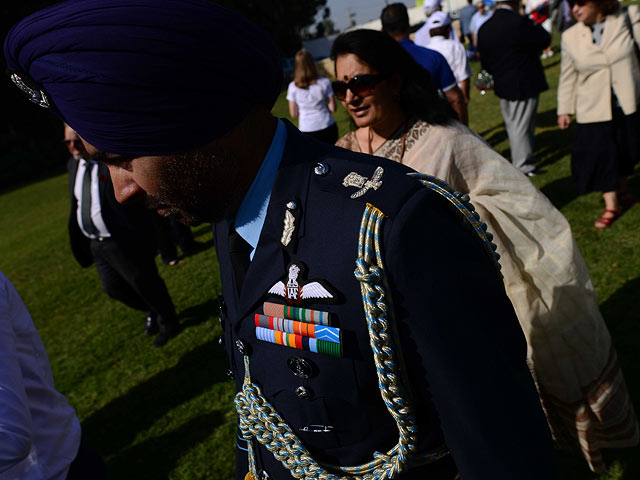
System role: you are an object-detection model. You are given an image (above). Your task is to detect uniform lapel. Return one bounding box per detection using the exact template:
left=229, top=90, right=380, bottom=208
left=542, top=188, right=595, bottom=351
left=235, top=125, right=313, bottom=321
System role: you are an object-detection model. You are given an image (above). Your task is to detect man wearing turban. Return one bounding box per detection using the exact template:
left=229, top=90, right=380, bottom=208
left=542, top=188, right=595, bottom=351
left=5, top=1, right=558, bottom=479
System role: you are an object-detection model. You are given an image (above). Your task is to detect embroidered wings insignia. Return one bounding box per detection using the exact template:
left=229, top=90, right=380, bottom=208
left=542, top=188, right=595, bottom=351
left=267, top=262, right=335, bottom=305
left=300, top=281, right=332, bottom=299
left=268, top=281, right=286, bottom=297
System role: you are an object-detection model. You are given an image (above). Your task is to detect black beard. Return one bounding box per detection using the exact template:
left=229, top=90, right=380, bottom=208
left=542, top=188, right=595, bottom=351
left=145, top=142, right=241, bottom=225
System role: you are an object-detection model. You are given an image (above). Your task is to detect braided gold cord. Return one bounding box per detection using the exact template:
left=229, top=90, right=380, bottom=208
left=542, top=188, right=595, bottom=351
left=234, top=203, right=449, bottom=479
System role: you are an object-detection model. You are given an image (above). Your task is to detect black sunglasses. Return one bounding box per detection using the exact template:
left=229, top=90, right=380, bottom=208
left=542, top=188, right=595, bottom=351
left=331, top=74, right=389, bottom=101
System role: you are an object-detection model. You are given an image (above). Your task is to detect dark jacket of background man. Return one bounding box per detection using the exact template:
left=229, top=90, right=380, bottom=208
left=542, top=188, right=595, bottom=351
left=477, top=5, right=550, bottom=100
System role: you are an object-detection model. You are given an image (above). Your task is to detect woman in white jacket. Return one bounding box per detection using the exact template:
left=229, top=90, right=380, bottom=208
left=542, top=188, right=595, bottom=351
left=557, top=0, right=640, bottom=228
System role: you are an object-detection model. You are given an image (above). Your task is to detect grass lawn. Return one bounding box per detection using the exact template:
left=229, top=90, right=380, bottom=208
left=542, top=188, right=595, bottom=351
left=1, top=32, right=639, bottom=479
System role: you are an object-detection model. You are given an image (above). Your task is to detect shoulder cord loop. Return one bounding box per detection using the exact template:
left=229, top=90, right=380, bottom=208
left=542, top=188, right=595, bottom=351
left=234, top=202, right=449, bottom=479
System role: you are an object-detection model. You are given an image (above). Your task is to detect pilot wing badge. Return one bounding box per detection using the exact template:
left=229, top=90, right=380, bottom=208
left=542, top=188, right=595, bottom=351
left=268, top=262, right=334, bottom=305
left=342, top=166, right=384, bottom=199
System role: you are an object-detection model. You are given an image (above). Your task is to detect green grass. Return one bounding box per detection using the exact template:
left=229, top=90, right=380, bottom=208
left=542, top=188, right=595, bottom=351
left=1, top=32, right=639, bottom=479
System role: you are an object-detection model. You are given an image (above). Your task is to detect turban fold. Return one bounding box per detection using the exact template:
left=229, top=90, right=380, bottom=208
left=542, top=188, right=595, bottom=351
left=4, top=0, right=283, bottom=155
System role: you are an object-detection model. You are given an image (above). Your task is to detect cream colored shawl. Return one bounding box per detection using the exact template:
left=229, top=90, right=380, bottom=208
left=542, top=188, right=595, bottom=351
left=336, top=119, right=638, bottom=472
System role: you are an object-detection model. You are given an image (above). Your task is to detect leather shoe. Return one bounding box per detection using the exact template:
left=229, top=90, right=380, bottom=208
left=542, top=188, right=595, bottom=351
left=144, top=314, right=159, bottom=336
left=152, top=323, right=183, bottom=349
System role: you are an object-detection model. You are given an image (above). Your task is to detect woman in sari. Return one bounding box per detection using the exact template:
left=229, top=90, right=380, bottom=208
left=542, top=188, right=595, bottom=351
left=332, top=29, right=638, bottom=473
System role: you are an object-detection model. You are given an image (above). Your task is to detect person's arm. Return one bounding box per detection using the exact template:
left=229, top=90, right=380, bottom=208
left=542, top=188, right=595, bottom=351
left=386, top=190, right=557, bottom=479
left=628, top=5, right=640, bottom=49
left=288, top=100, right=299, bottom=119
left=454, top=44, right=472, bottom=103
left=557, top=34, right=576, bottom=128
left=444, top=86, right=469, bottom=124
left=459, top=78, right=470, bottom=104
left=0, top=275, right=33, bottom=475
left=327, top=95, right=337, bottom=113
left=437, top=54, right=469, bottom=124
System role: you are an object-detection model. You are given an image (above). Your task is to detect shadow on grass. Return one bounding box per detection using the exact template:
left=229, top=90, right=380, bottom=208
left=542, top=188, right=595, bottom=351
left=191, top=224, right=214, bottom=239
left=107, top=411, right=224, bottom=480
left=539, top=175, right=578, bottom=211
left=600, top=277, right=640, bottom=480
left=178, top=239, right=214, bottom=262
left=82, top=340, right=229, bottom=457
left=179, top=297, right=218, bottom=329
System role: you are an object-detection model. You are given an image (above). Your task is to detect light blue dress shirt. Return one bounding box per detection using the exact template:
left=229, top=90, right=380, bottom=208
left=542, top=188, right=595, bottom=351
left=234, top=119, right=287, bottom=260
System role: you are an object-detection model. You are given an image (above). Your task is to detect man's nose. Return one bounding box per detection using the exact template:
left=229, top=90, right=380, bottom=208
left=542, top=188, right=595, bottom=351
left=107, top=166, right=144, bottom=204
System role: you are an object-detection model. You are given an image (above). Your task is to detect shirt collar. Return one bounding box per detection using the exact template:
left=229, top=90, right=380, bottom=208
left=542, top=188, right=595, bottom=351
left=234, top=118, right=287, bottom=258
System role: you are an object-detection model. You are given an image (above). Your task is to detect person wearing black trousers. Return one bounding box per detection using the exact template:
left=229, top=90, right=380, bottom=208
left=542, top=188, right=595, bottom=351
left=64, top=125, right=181, bottom=348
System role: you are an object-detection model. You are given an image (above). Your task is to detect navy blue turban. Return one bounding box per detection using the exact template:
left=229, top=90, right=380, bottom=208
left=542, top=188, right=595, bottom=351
left=4, top=0, right=283, bottom=155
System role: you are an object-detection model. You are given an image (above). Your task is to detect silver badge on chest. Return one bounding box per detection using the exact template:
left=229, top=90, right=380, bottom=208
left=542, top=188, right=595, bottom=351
left=343, top=166, right=384, bottom=198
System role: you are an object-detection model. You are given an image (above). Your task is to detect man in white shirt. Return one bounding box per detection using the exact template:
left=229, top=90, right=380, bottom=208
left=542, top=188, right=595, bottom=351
left=0, top=271, right=107, bottom=479
left=414, top=0, right=460, bottom=47
left=425, top=11, right=472, bottom=103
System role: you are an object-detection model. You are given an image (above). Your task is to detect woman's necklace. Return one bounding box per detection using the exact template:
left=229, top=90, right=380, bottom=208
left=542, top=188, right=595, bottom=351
left=367, top=122, right=408, bottom=163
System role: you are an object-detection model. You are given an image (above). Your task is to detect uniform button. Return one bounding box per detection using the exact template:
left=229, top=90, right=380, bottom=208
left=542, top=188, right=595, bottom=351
left=314, top=162, right=329, bottom=176
left=296, top=385, right=312, bottom=399
left=286, top=200, right=297, bottom=210
left=287, top=356, right=314, bottom=378
left=226, top=369, right=235, bottom=379
left=218, top=335, right=225, bottom=347
left=258, top=470, right=271, bottom=480
left=235, top=339, right=251, bottom=355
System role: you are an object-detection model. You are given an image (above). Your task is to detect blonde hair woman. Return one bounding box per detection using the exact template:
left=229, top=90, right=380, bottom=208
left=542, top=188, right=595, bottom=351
left=286, top=49, right=337, bottom=143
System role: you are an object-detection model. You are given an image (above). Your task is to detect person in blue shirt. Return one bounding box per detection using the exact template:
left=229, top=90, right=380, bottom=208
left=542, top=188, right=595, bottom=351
left=460, top=0, right=477, bottom=44
left=381, top=3, right=468, bottom=124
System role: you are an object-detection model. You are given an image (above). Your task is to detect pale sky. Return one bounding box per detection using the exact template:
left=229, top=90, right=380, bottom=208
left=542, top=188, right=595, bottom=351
left=319, top=0, right=418, bottom=32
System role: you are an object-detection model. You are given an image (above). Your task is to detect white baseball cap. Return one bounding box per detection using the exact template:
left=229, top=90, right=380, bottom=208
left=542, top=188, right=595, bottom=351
left=426, top=11, right=451, bottom=29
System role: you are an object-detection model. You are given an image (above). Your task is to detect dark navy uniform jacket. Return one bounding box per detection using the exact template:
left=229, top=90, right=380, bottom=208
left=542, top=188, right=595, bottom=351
left=213, top=122, right=557, bottom=480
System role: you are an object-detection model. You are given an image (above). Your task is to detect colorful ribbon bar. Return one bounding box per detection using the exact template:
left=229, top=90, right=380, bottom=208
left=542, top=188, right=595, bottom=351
left=263, top=302, right=331, bottom=326
left=255, top=326, right=342, bottom=358
left=254, top=314, right=341, bottom=344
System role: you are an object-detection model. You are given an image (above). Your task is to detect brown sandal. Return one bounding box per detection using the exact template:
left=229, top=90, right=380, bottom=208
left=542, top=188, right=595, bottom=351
left=594, top=209, right=621, bottom=229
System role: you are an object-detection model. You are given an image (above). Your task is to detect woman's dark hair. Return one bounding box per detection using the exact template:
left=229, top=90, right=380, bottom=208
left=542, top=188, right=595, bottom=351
left=593, top=0, right=620, bottom=16
left=330, top=29, right=455, bottom=126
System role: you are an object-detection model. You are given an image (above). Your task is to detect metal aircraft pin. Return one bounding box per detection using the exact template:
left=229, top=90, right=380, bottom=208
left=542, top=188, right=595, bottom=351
left=10, top=73, right=50, bottom=109
left=342, top=166, right=384, bottom=199
left=267, top=262, right=334, bottom=306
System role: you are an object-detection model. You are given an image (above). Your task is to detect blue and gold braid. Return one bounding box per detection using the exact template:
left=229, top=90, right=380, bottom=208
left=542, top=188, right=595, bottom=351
left=234, top=202, right=449, bottom=479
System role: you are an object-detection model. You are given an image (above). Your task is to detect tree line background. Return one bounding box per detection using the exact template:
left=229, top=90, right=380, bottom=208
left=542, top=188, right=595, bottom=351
left=0, top=0, right=327, bottom=190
